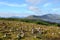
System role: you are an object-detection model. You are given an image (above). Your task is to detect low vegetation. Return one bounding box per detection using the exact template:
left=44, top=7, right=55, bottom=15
left=0, top=18, right=60, bottom=26
left=0, top=18, right=60, bottom=40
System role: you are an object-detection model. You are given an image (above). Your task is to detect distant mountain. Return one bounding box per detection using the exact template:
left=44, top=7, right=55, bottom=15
left=7, top=16, right=25, bottom=18
left=9, top=16, right=21, bottom=18
left=26, top=15, right=41, bottom=19
left=40, top=14, right=60, bottom=20
left=26, top=14, right=60, bottom=23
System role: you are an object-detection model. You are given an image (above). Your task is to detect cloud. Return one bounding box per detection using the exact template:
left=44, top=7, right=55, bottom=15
left=43, top=3, right=52, bottom=7
left=0, top=12, right=22, bottom=17
left=52, top=8, right=60, bottom=11
left=26, top=0, right=48, bottom=5
left=26, top=0, right=42, bottom=5
left=28, top=6, right=42, bottom=14
left=0, top=12, right=33, bottom=17
left=0, top=2, right=27, bottom=7
left=25, top=0, right=42, bottom=14
left=26, top=0, right=48, bottom=14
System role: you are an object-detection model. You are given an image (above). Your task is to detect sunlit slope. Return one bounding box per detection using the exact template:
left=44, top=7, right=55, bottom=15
left=0, top=20, right=60, bottom=40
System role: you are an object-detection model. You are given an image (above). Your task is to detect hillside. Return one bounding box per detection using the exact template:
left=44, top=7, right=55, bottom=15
left=25, top=14, right=60, bottom=23
left=0, top=20, right=60, bottom=40
left=26, top=14, right=60, bottom=19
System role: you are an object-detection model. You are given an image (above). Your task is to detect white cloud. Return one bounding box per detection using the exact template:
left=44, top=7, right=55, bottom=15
left=26, top=0, right=48, bottom=14
left=0, top=2, right=27, bottom=7
left=0, top=12, right=33, bottom=17
left=0, top=12, right=20, bottom=17
left=43, top=3, right=52, bottom=7
left=26, top=0, right=48, bottom=5
left=52, top=8, right=60, bottom=11
left=26, top=0, right=42, bottom=5
left=28, top=6, right=42, bottom=14
left=51, top=8, right=60, bottom=13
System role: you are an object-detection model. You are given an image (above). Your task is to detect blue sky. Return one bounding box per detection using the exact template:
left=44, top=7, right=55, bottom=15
left=0, top=0, right=60, bottom=17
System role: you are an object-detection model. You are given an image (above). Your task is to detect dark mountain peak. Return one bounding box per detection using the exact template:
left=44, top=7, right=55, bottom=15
left=28, top=15, right=36, bottom=17
left=25, top=14, right=60, bottom=23
left=44, top=14, right=60, bottom=16
left=26, top=14, right=60, bottom=19
left=41, top=14, right=60, bottom=20
left=26, top=15, right=41, bottom=19
left=28, top=15, right=40, bottom=17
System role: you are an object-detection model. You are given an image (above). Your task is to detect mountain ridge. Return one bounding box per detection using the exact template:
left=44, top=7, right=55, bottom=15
left=25, top=14, right=60, bottom=23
